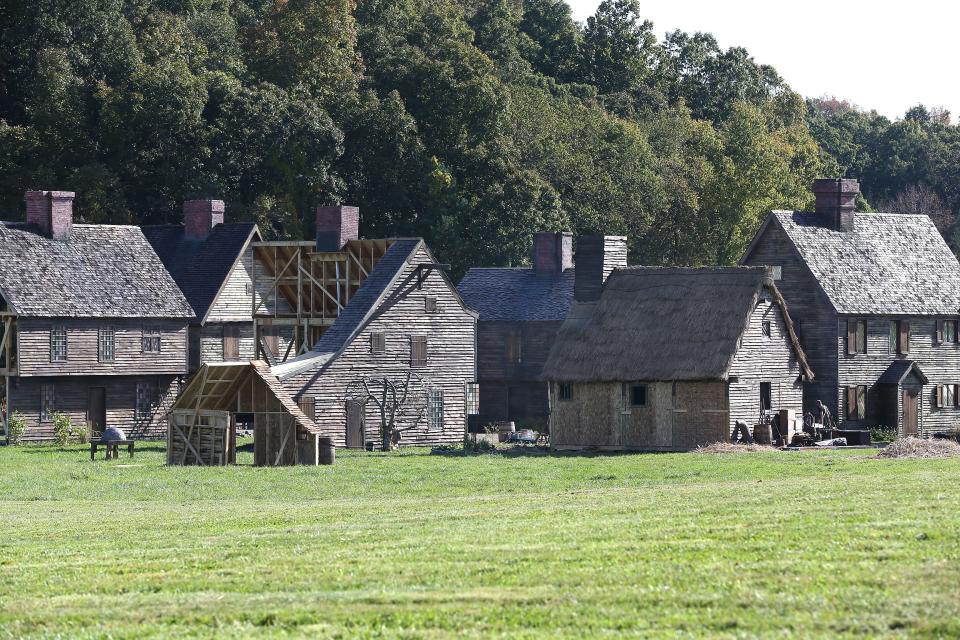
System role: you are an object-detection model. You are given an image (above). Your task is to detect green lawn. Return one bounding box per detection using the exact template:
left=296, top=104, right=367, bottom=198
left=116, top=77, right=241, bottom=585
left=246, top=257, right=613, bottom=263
left=0, top=443, right=958, bottom=639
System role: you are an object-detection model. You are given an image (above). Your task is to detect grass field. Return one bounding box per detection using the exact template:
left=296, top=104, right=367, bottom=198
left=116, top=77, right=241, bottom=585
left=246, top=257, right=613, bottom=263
left=0, top=443, right=958, bottom=638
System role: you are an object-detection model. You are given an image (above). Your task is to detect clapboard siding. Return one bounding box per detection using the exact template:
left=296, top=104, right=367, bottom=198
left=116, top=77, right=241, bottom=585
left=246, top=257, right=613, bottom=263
left=283, top=245, right=477, bottom=447
left=550, top=380, right=729, bottom=451
left=743, top=221, right=838, bottom=418
left=206, top=250, right=255, bottom=323
left=199, top=323, right=256, bottom=364
left=9, top=374, right=180, bottom=440
left=16, top=318, right=188, bottom=377
left=475, top=319, right=560, bottom=427
left=727, top=298, right=804, bottom=435
left=835, top=316, right=960, bottom=434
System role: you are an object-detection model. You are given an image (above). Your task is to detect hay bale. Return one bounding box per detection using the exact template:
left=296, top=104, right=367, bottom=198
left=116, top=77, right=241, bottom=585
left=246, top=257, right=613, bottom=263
left=876, top=437, right=960, bottom=459
left=694, top=442, right=778, bottom=454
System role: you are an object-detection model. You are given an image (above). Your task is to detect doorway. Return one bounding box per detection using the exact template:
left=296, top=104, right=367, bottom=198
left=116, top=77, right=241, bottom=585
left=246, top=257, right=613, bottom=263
left=902, top=387, right=919, bottom=436
left=88, top=387, right=106, bottom=435
left=345, top=400, right=364, bottom=448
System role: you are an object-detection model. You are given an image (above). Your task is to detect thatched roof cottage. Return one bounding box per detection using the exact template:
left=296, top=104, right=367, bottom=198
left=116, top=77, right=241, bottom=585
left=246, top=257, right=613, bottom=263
left=542, top=266, right=812, bottom=451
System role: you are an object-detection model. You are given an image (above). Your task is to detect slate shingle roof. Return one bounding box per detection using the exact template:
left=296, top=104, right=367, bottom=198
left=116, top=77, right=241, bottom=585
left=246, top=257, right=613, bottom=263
left=542, top=267, right=809, bottom=382
left=767, top=211, right=960, bottom=315
left=0, top=222, right=194, bottom=318
left=142, top=223, right=258, bottom=321
left=273, top=239, right=424, bottom=380
left=457, top=268, right=575, bottom=322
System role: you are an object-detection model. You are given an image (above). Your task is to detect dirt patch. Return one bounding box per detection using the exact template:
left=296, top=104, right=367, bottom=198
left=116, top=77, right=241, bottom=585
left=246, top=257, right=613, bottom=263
left=694, top=442, right=778, bottom=454
left=876, top=437, right=960, bottom=459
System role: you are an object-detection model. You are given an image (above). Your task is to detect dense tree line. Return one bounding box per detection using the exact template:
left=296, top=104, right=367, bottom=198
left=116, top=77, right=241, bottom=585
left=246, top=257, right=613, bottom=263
left=0, top=0, right=956, bottom=275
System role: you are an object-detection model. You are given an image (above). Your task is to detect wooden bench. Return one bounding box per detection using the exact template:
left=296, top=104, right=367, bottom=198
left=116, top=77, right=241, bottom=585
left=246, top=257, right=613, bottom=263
left=90, top=440, right=135, bottom=461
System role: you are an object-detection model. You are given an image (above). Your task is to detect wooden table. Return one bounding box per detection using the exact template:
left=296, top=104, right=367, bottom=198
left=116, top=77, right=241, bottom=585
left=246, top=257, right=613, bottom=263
left=90, top=440, right=135, bottom=460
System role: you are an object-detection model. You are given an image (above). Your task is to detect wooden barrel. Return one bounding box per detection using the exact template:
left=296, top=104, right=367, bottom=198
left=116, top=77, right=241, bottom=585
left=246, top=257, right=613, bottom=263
left=319, top=437, right=335, bottom=465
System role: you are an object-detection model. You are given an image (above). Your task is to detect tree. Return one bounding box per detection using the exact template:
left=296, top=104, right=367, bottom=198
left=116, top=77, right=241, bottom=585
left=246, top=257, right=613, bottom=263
left=877, top=183, right=955, bottom=234
left=346, top=371, right=429, bottom=451
left=580, top=0, right=655, bottom=94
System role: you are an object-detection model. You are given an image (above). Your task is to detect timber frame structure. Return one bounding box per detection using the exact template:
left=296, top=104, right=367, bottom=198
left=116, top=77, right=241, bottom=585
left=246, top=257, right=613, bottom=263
left=252, top=239, right=395, bottom=363
left=168, top=361, right=320, bottom=466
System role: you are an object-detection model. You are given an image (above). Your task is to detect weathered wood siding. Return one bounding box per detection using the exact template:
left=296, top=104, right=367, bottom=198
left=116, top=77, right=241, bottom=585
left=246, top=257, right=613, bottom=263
left=475, top=319, right=560, bottom=428
left=206, top=248, right=256, bottom=323
left=726, top=297, right=804, bottom=434
left=835, top=316, right=960, bottom=434
left=16, top=318, right=188, bottom=377
left=198, top=323, right=256, bottom=364
left=549, top=380, right=729, bottom=451
left=9, top=374, right=180, bottom=441
left=743, top=221, right=839, bottom=418
left=283, top=245, right=477, bottom=447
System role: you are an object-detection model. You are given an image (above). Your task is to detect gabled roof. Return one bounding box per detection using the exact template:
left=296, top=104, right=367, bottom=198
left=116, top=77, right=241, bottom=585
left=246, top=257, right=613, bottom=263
left=273, top=238, right=477, bottom=381
left=142, top=223, right=260, bottom=322
left=0, top=222, right=194, bottom=318
left=877, top=360, right=929, bottom=385
left=542, top=266, right=811, bottom=383
left=745, top=211, right=960, bottom=315
left=457, top=267, right=575, bottom=321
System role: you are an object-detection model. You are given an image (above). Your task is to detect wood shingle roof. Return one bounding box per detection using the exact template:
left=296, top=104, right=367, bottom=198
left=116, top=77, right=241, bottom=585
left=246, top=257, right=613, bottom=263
left=142, top=223, right=259, bottom=321
left=0, top=222, right=194, bottom=319
left=758, top=211, right=960, bottom=315
left=457, top=267, right=575, bottom=321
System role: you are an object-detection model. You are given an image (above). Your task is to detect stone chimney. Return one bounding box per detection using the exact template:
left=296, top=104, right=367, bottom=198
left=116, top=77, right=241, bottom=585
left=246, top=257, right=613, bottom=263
left=574, top=235, right=628, bottom=302
left=184, top=199, right=225, bottom=239
left=813, top=178, right=859, bottom=232
left=533, top=231, right=573, bottom=275
left=25, top=190, right=74, bottom=240
left=316, top=205, right=360, bottom=252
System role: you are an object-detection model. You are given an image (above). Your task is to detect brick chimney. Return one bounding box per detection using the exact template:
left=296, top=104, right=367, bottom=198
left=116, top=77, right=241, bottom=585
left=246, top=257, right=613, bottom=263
left=574, top=235, right=628, bottom=302
left=25, top=191, right=74, bottom=240
left=184, top=199, right=225, bottom=239
left=316, top=205, right=359, bottom=252
left=533, top=231, right=573, bottom=275
left=813, top=178, right=859, bottom=232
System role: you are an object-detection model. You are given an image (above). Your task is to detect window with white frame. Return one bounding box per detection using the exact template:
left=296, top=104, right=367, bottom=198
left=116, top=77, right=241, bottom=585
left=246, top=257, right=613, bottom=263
left=429, top=389, right=444, bottom=430
left=98, top=326, right=115, bottom=362
left=142, top=327, right=161, bottom=353
left=770, top=265, right=782, bottom=281
left=50, top=325, right=67, bottom=362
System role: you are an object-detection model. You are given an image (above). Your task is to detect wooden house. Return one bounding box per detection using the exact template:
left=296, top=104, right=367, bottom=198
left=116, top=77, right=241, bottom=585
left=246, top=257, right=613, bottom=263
left=458, top=233, right=626, bottom=430
left=543, top=267, right=812, bottom=451
left=168, top=206, right=478, bottom=462
left=143, top=200, right=262, bottom=372
left=742, top=178, right=960, bottom=436
left=0, top=191, right=194, bottom=441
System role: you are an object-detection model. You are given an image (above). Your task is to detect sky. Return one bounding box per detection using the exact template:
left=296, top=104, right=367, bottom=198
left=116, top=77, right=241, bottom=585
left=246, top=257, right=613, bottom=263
left=567, top=0, right=957, bottom=120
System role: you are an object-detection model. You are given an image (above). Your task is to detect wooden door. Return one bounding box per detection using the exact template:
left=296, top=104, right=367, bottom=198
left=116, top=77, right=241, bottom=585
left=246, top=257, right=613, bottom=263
left=88, top=387, right=106, bottom=435
left=345, top=401, right=364, bottom=448
left=902, top=388, right=919, bottom=436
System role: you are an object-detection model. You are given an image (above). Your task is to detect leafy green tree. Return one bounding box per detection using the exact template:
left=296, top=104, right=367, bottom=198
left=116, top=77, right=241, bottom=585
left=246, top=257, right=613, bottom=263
left=580, top=0, right=655, bottom=94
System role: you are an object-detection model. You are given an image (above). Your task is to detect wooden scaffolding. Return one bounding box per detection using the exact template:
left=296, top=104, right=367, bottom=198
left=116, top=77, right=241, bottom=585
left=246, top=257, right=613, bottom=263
left=168, top=361, right=320, bottom=466
left=252, top=239, right=395, bottom=363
